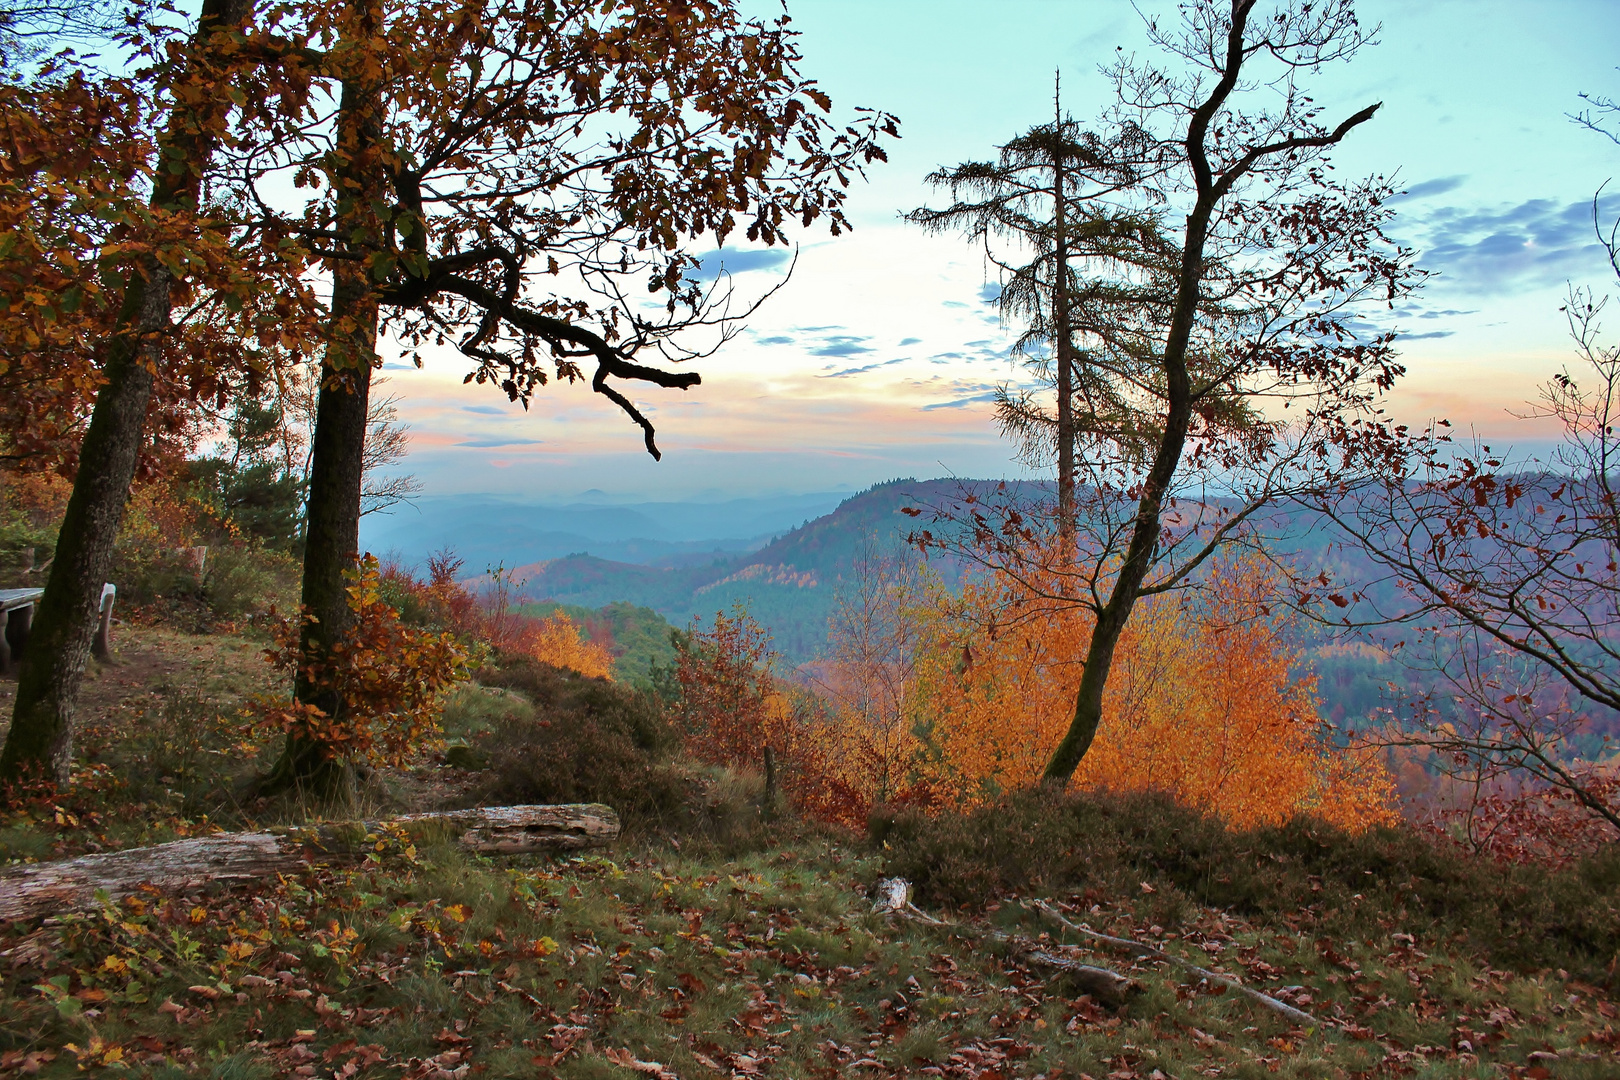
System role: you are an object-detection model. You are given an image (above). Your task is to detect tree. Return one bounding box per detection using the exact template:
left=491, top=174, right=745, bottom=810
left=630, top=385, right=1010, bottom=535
left=0, top=0, right=125, bottom=73
left=908, top=76, right=1160, bottom=534
left=908, top=0, right=1417, bottom=786
left=241, top=0, right=896, bottom=795
left=1304, top=186, right=1620, bottom=840
left=0, top=0, right=321, bottom=786
left=813, top=535, right=934, bottom=811
left=907, top=556, right=1396, bottom=828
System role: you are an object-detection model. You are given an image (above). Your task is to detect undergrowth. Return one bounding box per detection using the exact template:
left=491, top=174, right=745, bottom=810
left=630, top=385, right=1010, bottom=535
left=872, top=789, right=1620, bottom=984
left=2, top=625, right=1618, bottom=1079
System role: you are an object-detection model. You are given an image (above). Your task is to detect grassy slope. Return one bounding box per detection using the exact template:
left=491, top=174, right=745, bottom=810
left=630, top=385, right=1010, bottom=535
left=1, top=625, right=1617, bottom=1078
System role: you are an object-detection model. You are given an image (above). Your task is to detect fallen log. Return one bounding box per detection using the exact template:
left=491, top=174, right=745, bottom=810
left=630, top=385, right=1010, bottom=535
left=0, top=803, right=619, bottom=923
left=872, top=878, right=1139, bottom=1008
left=1027, top=899, right=1329, bottom=1029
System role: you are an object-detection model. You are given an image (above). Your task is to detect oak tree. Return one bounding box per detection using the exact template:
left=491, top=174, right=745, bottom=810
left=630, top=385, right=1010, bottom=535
left=237, top=0, right=896, bottom=793
left=0, top=0, right=323, bottom=785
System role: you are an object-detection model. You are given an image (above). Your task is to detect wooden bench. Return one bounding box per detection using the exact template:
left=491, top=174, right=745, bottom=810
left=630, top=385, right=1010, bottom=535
left=0, top=584, right=116, bottom=674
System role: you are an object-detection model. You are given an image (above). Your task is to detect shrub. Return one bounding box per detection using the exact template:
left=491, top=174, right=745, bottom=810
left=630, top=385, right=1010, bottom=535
left=873, top=787, right=1620, bottom=981
left=200, top=543, right=298, bottom=622
left=253, top=556, right=472, bottom=768
left=473, top=655, right=687, bottom=827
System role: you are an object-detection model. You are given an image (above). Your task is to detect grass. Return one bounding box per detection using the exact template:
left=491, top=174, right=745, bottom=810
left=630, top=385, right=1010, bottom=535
left=4, top=831, right=1617, bottom=1078
left=2, top=622, right=1618, bottom=1078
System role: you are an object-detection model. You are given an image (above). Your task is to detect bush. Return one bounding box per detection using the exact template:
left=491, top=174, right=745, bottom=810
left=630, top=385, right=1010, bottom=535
left=473, top=655, right=687, bottom=828
left=872, top=788, right=1620, bottom=982
left=200, top=543, right=298, bottom=621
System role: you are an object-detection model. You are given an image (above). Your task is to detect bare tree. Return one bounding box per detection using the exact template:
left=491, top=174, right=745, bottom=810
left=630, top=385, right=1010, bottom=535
left=815, top=536, right=931, bottom=806
left=358, top=384, right=422, bottom=517
left=908, top=0, right=1418, bottom=786
left=0, top=0, right=126, bottom=71
left=1304, top=249, right=1620, bottom=839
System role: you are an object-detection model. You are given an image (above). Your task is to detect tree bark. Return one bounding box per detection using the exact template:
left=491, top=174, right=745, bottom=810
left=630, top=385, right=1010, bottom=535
left=0, top=803, right=620, bottom=922
left=0, top=0, right=253, bottom=788
left=261, top=0, right=385, bottom=799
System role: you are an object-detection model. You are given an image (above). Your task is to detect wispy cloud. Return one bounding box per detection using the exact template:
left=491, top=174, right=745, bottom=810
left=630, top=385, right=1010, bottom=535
left=819, top=357, right=908, bottom=379
left=457, top=437, right=544, bottom=448
left=922, top=391, right=1000, bottom=411
left=1397, top=193, right=1620, bottom=295
left=1391, top=175, right=1468, bottom=202
left=462, top=404, right=507, bottom=415
left=686, top=247, right=791, bottom=282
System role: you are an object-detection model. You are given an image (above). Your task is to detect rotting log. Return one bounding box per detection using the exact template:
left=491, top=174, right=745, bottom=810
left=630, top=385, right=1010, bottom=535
left=0, top=803, right=619, bottom=922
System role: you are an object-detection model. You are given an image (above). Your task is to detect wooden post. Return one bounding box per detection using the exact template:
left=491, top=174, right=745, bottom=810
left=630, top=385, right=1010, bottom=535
left=92, top=584, right=116, bottom=662
left=1, top=600, right=35, bottom=676
left=762, top=745, right=778, bottom=820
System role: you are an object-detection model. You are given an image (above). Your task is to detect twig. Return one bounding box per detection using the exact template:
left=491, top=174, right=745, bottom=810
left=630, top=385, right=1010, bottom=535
left=873, top=879, right=1138, bottom=1007
left=1027, top=899, right=1329, bottom=1029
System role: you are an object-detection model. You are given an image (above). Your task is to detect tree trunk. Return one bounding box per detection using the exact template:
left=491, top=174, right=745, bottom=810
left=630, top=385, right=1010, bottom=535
left=0, top=803, right=620, bottom=922
left=0, top=0, right=253, bottom=789
left=261, top=3, right=385, bottom=799
left=1052, top=98, right=1075, bottom=546
left=1041, top=193, right=1215, bottom=786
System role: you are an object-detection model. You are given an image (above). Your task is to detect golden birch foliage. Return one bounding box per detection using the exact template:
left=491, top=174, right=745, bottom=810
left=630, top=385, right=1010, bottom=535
left=914, top=557, right=1397, bottom=830
left=521, top=612, right=615, bottom=681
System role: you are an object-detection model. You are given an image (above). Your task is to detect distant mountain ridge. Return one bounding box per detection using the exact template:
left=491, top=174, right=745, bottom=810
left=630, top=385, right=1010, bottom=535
left=504, top=479, right=978, bottom=659
left=358, top=488, right=855, bottom=572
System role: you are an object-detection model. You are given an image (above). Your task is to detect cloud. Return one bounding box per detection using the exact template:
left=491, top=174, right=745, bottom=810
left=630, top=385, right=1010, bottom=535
left=756, top=335, right=795, bottom=346
left=1400, top=330, right=1455, bottom=340
left=818, top=357, right=908, bottom=379
left=922, top=391, right=1001, bottom=411
left=457, top=437, right=544, bottom=448
left=808, top=335, right=874, bottom=357
left=461, top=404, right=506, bottom=415
left=1397, top=194, right=1620, bottom=296
left=381, top=362, right=417, bottom=371
left=686, top=247, right=791, bottom=282
left=1392, top=175, right=1468, bottom=202
left=898, top=337, right=922, bottom=346
left=979, top=283, right=1002, bottom=304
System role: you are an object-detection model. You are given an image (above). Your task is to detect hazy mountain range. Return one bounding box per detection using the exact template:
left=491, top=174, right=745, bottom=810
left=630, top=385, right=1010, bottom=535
left=361, top=479, right=969, bottom=659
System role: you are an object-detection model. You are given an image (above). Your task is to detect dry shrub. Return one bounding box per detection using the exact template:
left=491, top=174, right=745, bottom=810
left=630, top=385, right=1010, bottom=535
left=908, top=556, right=1397, bottom=830
left=254, top=556, right=472, bottom=768
left=378, top=553, right=614, bottom=678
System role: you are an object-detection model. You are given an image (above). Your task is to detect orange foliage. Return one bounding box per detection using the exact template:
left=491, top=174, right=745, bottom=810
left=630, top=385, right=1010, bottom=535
left=673, top=607, right=791, bottom=767
left=910, top=556, right=1397, bottom=831
left=378, top=555, right=614, bottom=680
left=257, top=556, right=472, bottom=767
left=505, top=612, right=615, bottom=680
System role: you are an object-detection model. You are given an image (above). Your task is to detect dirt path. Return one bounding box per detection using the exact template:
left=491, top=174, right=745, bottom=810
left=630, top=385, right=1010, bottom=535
left=0, top=625, right=275, bottom=751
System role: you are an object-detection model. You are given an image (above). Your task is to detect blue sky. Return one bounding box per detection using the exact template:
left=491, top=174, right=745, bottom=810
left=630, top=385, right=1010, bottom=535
left=377, top=0, right=1620, bottom=503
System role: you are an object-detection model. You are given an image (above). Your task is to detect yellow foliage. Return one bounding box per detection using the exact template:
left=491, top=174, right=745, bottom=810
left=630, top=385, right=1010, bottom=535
left=522, top=612, right=615, bottom=680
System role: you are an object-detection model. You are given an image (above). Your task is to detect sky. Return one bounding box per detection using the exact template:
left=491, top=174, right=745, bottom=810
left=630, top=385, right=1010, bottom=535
left=372, top=0, right=1620, bottom=504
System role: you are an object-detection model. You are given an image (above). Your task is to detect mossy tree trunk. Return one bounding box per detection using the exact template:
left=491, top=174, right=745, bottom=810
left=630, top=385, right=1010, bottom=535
left=259, top=0, right=383, bottom=801
left=0, top=0, right=254, bottom=789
